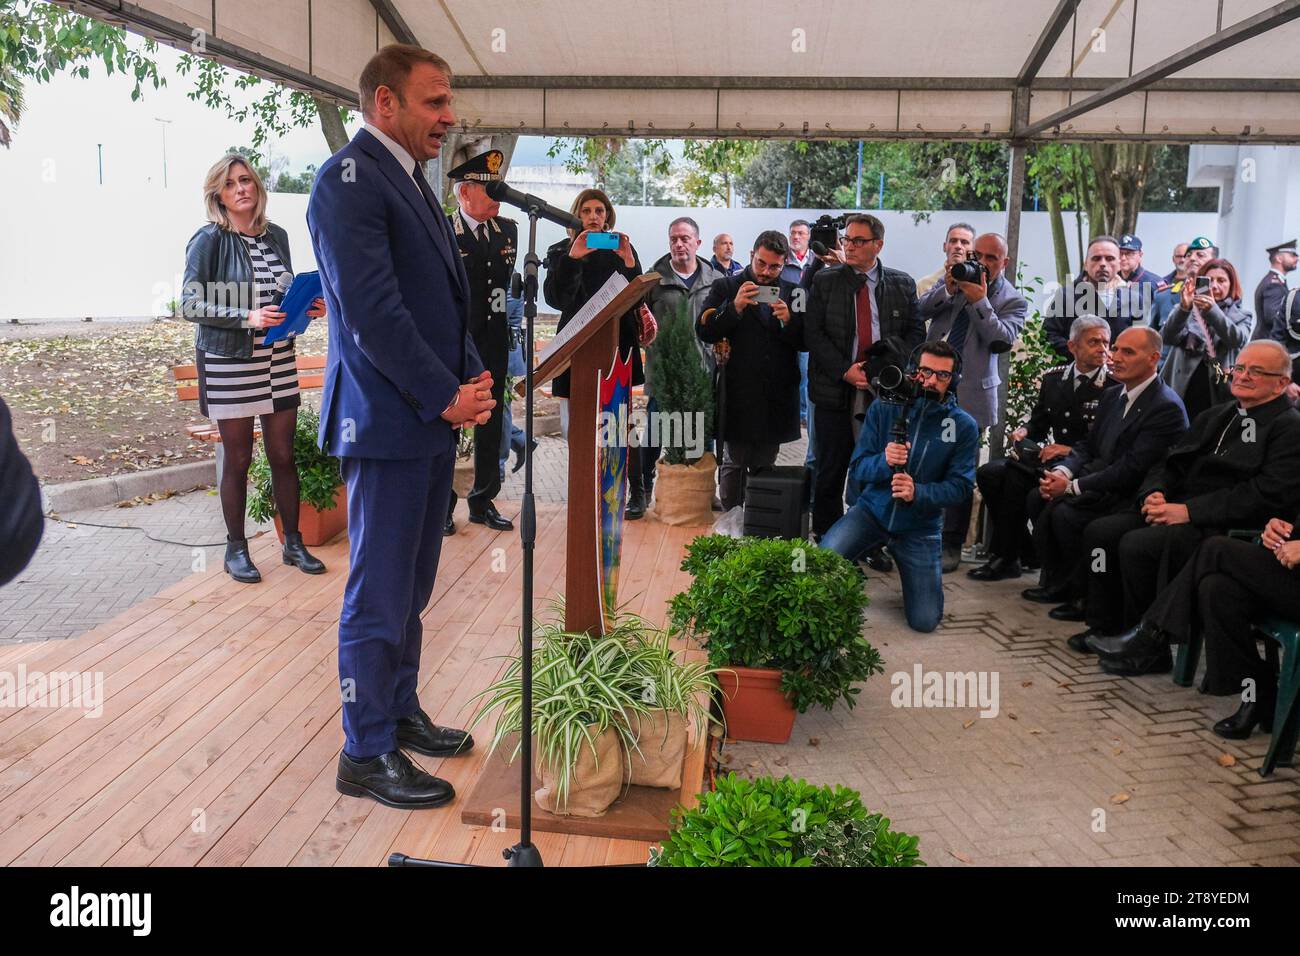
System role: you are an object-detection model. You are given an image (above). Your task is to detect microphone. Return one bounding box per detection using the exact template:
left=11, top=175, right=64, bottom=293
left=485, top=181, right=581, bottom=231
left=811, top=241, right=830, bottom=257
left=270, top=271, right=294, bottom=308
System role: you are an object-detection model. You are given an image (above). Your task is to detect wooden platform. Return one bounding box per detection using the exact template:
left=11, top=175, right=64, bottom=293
left=0, top=504, right=706, bottom=867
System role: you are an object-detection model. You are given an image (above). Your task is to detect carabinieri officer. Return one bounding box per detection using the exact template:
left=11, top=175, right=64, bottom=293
left=444, top=149, right=518, bottom=534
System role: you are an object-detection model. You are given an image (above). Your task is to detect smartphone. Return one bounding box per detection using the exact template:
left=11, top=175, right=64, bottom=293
left=585, top=231, right=620, bottom=250
left=752, top=284, right=781, bottom=304
left=1194, top=275, right=1211, bottom=295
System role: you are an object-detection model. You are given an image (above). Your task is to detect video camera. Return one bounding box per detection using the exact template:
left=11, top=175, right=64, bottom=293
left=810, top=213, right=848, bottom=252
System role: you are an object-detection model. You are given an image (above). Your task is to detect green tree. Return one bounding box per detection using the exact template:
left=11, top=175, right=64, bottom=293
left=604, top=140, right=679, bottom=205
left=680, top=139, right=761, bottom=207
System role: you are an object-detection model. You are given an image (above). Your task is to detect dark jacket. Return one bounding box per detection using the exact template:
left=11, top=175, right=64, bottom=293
left=542, top=237, right=644, bottom=398
left=1055, top=378, right=1189, bottom=502
left=848, top=392, right=979, bottom=536
left=181, top=221, right=294, bottom=359
left=1042, top=281, right=1148, bottom=359
left=1024, top=363, right=1119, bottom=447
left=0, top=396, right=43, bottom=588
left=1137, top=395, right=1300, bottom=530
left=1252, top=270, right=1288, bottom=342
left=804, top=260, right=923, bottom=412
left=451, top=211, right=517, bottom=381
left=697, top=268, right=804, bottom=445
left=643, top=253, right=722, bottom=397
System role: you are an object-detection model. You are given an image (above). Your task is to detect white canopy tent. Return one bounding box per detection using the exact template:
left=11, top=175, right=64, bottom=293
left=55, top=0, right=1300, bottom=142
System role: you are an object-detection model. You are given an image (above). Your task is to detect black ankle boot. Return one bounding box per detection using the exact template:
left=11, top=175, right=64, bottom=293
left=1213, top=698, right=1275, bottom=740
left=625, top=448, right=646, bottom=520
left=224, top=537, right=261, bottom=584
left=282, top=531, right=326, bottom=574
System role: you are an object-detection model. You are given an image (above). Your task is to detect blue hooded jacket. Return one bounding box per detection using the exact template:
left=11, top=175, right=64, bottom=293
left=848, top=392, right=978, bottom=536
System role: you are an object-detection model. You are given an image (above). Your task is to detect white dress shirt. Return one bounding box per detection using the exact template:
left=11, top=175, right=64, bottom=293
left=363, top=122, right=420, bottom=188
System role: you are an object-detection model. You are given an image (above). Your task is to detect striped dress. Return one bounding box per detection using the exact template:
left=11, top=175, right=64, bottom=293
left=196, top=233, right=301, bottom=420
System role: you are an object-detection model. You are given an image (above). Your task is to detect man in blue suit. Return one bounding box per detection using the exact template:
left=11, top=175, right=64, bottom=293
left=308, top=44, right=495, bottom=810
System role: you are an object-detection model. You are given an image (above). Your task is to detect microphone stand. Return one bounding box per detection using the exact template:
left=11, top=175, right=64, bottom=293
left=389, top=204, right=545, bottom=869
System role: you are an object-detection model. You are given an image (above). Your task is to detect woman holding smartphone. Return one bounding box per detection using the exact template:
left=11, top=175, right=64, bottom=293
left=1160, top=257, right=1255, bottom=421
left=542, top=188, right=656, bottom=516
left=182, top=153, right=327, bottom=584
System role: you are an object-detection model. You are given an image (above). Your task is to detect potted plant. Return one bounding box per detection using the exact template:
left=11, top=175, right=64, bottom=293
left=468, top=606, right=721, bottom=814
left=247, top=406, right=346, bottom=547
left=646, top=300, right=716, bottom=526
left=649, top=773, right=924, bottom=867
left=669, top=534, right=882, bottom=743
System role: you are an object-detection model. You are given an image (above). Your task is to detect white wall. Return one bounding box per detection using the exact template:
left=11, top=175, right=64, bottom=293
left=0, top=181, right=1217, bottom=320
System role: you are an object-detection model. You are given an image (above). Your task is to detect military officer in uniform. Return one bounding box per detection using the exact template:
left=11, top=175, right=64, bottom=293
left=967, top=316, right=1119, bottom=581
left=1252, top=239, right=1297, bottom=342
left=444, top=150, right=517, bottom=534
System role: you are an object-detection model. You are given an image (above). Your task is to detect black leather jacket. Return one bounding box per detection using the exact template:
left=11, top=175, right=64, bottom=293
left=181, top=221, right=293, bottom=359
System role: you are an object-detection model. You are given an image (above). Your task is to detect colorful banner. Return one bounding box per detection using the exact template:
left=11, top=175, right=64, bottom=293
left=596, top=349, right=632, bottom=631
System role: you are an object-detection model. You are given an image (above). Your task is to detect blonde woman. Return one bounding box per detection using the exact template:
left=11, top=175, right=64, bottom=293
left=181, top=153, right=327, bottom=583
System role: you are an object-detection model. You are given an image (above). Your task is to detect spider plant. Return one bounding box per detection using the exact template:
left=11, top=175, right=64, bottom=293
left=611, top=611, right=724, bottom=741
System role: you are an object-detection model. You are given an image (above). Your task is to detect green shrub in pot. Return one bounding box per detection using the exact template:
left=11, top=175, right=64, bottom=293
left=668, top=535, right=881, bottom=713
left=648, top=773, right=924, bottom=867
left=247, top=406, right=342, bottom=524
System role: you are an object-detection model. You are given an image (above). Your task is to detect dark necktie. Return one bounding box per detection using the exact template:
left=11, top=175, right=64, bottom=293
left=948, top=299, right=970, bottom=359
left=855, top=276, right=873, bottom=362
left=412, top=169, right=455, bottom=262
left=477, top=222, right=489, bottom=249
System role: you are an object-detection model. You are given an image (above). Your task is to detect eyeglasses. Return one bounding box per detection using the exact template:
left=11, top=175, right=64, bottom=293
left=842, top=236, right=882, bottom=248
left=1229, top=365, right=1287, bottom=380
left=916, top=366, right=954, bottom=383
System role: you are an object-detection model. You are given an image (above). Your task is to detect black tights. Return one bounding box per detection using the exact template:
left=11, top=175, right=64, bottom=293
left=216, top=409, right=300, bottom=541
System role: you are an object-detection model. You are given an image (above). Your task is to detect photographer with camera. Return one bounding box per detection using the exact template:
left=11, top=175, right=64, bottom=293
left=1043, top=236, right=1148, bottom=359
left=968, top=317, right=1117, bottom=581
left=697, top=230, right=805, bottom=510
left=805, top=213, right=924, bottom=541
left=918, top=230, right=1028, bottom=572
left=820, top=340, right=978, bottom=633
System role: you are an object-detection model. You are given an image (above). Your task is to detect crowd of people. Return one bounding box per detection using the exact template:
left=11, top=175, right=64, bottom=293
left=586, top=205, right=1300, bottom=743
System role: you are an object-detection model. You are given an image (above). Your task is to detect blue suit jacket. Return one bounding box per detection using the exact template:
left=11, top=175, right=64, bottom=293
left=1056, top=378, right=1188, bottom=501
left=307, top=128, right=483, bottom=459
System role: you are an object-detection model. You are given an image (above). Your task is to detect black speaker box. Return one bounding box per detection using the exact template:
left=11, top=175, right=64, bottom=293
left=742, top=465, right=811, bottom=540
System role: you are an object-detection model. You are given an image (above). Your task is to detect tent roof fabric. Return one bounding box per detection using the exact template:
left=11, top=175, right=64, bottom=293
left=60, top=0, right=1300, bottom=143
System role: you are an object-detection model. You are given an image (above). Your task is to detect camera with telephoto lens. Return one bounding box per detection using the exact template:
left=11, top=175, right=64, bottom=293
left=810, top=213, right=848, bottom=252
left=870, top=363, right=923, bottom=407
left=950, top=252, right=989, bottom=285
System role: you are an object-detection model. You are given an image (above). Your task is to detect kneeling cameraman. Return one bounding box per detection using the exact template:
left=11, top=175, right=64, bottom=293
left=820, top=340, right=978, bottom=632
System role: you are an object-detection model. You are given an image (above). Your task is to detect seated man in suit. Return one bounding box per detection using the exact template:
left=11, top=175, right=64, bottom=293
left=1022, top=327, right=1189, bottom=622
left=820, top=340, right=978, bottom=633
left=1084, top=340, right=1300, bottom=674
left=969, top=316, right=1117, bottom=581
left=917, top=231, right=1027, bottom=572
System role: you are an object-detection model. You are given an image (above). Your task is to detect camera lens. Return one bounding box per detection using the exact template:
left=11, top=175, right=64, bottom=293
left=951, top=261, right=982, bottom=283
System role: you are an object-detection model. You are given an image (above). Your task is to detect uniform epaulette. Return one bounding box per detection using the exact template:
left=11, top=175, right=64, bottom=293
left=1044, top=363, right=1069, bottom=374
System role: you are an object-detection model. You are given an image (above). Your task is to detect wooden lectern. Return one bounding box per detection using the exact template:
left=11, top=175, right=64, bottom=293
left=522, top=272, right=659, bottom=636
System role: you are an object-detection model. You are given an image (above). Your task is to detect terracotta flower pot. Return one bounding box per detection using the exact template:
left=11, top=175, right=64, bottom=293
left=273, top=485, right=347, bottom=547
left=717, top=665, right=796, bottom=744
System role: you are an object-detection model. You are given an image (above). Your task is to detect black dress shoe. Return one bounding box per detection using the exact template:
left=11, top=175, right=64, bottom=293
left=1022, top=584, right=1069, bottom=604
left=1213, top=700, right=1275, bottom=740
left=396, top=708, right=475, bottom=757
left=336, top=750, right=454, bottom=809
left=223, top=537, right=261, bottom=584
left=1048, top=599, right=1086, bottom=622
left=1099, top=644, right=1173, bottom=677
left=1086, top=623, right=1154, bottom=659
left=511, top=438, right=538, bottom=474
left=967, top=557, right=1022, bottom=581
left=863, top=547, right=894, bottom=573
left=1067, top=627, right=1113, bottom=653
left=443, top=514, right=456, bottom=537
left=469, top=503, right=514, bottom=531
left=282, top=531, right=326, bottom=574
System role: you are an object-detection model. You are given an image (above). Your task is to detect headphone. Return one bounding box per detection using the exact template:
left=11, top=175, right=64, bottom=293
left=904, top=341, right=964, bottom=390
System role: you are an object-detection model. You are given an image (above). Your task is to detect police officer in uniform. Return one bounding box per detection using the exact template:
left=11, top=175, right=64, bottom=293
left=1252, top=239, right=1297, bottom=342
left=444, top=150, right=517, bottom=534
left=967, top=316, right=1119, bottom=581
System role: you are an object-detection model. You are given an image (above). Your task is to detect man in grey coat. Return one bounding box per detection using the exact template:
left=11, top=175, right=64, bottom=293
left=918, top=231, right=1028, bottom=571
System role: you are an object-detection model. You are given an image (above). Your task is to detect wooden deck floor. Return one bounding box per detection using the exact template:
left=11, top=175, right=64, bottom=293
left=0, top=504, right=704, bottom=867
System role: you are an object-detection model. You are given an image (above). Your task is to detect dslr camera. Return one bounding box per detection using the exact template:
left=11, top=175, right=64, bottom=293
left=810, top=213, right=848, bottom=252
left=950, top=251, right=989, bottom=285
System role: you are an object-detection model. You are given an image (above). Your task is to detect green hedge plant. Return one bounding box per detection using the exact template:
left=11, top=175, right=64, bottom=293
left=247, top=405, right=342, bottom=524
left=668, top=535, right=881, bottom=713
left=649, top=773, right=924, bottom=867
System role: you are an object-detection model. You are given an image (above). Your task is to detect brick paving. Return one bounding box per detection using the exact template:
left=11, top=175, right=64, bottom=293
left=7, top=427, right=1299, bottom=867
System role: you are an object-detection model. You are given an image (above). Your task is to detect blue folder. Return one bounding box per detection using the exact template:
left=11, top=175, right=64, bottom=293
left=262, top=271, right=323, bottom=345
